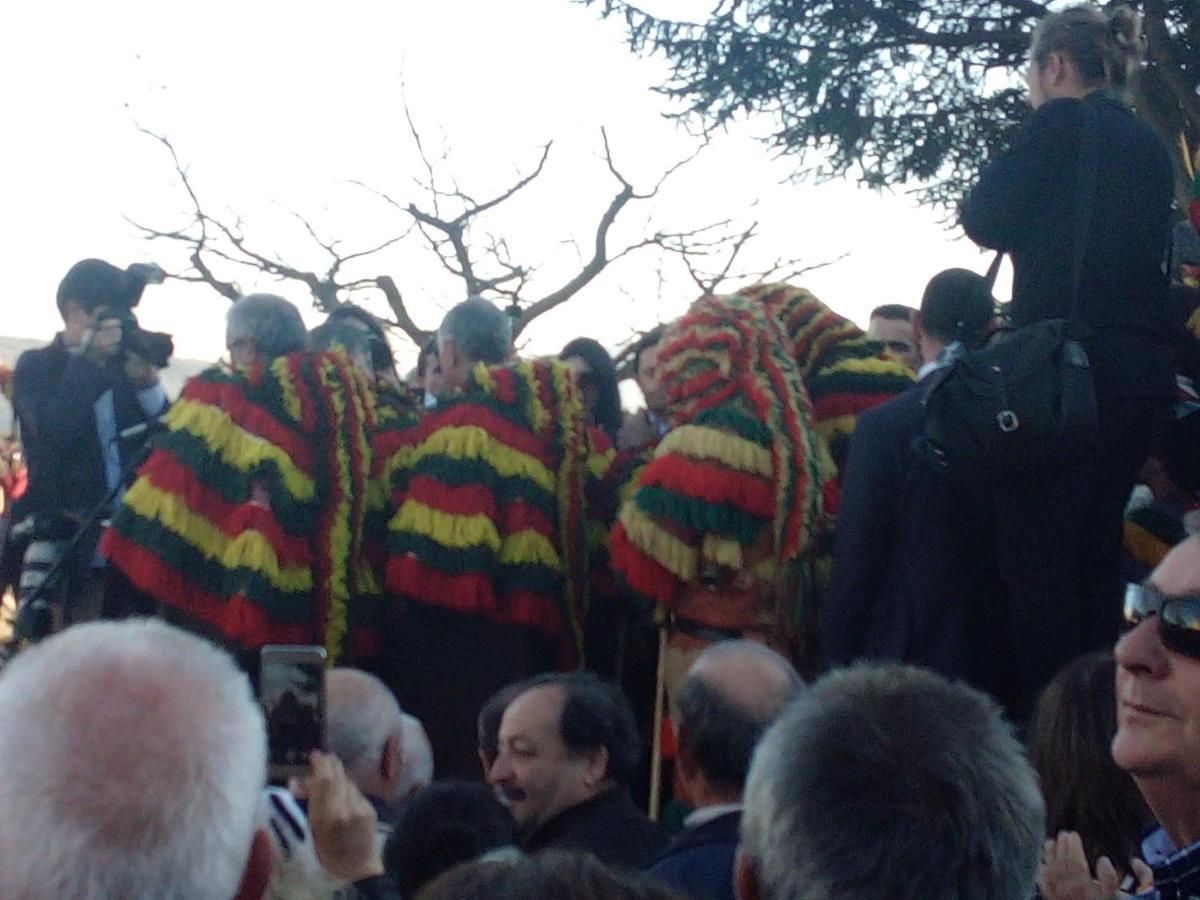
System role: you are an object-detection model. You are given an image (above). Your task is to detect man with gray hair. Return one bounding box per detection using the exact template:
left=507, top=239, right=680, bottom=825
left=0, top=619, right=272, bottom=900
left=649, top=641, right=803, bottom=900
left=735, top=664, right=1045, bottom=900
left=263, top=669, right=432, bottom=899
left=434, top=295, right=512, bottom=394
left=226, top=293, right=309, bottom=367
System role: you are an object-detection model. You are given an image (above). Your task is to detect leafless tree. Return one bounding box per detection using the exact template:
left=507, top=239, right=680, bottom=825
left=127, top=107, right=819, bottom=350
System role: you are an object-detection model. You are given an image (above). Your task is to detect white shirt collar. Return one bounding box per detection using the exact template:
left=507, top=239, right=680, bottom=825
left=684, top=802, right=743, bottom=830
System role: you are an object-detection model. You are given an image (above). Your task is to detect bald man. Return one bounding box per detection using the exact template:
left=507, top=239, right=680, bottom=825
left=648, top=641, right=804, bottom=900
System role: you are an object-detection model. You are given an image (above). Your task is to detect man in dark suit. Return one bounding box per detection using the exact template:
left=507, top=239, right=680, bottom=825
left=12, top=259, right=167, bottom=635
left=647, top=641, right=803, bottom=900
left=822, top=269, right=995, bottom=680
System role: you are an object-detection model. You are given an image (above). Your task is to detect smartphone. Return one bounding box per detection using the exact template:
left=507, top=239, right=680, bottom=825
left=259, top=645, right=327, bottom=780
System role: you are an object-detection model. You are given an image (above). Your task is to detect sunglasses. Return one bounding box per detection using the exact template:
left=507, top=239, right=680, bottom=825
left=1124, top=582, right=1200, bottom=658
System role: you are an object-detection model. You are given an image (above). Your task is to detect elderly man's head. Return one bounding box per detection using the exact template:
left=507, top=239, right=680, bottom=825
left=489, top=672, right=640, bottom=836
left=674, top=641, right=803, bottom=809
left=1112, top=536, right=1200, bottom=842
left=736, top=664, right=1044, bottom=900
left=226, top=293, right=308, bottom=367
left=326, top=669, right=433, bottom=812
left=436, top=296, right=512, bottom=391
left=0, top=619, right=269, bottom=900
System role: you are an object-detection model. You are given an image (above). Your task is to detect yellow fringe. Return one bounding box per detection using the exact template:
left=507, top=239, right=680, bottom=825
left=270, top=356, right=304, bottom=423
left=656, top=425, right=772, bottom=477
left=390, top=497, right=502, bottom=552
left=123, top=480, right=313, bottom=591
left=618, top=504, right=698, bottom=583
left=168, top=399, right=316, bottom=501
left=816, top=415, right=857, bottom=442
left=408, top=426, right=556, bottom=493
left=499, top=529, right=562, bottom=568
left=816, top=355, right=914, bottom=379
left=700, top=534, right=744, bottom=570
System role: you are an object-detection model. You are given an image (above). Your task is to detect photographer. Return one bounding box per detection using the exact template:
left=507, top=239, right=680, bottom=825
left=12, top=258, right=169, bottom=636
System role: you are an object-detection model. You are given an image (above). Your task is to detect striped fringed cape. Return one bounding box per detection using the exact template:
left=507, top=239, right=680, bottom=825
left=384, top=359, right=591, bottom=668
left=609, top=293, right=827, bottom=617
left=740, top=283, right=914, bottom=481
left=101, top=350, right=377, bottom=664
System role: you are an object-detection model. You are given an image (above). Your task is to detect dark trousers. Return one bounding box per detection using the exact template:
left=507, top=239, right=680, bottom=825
left=971, top=396, right=1167, bottom=722
left=378, top=602, right=558, bottom=780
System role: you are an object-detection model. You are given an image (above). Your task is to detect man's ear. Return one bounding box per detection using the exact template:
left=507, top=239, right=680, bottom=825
left=734, top=846, right=761, bottom=900
left=911, top=311, right=926, bottom=348
left=234, top=827, right=273, bottom=900
left=380, top=732, right=402, bottom=787
left=583, top=746, right=610, bottom=790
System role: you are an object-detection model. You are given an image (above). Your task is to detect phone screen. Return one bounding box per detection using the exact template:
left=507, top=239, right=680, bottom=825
left=260, top=649, right=326, bottom=771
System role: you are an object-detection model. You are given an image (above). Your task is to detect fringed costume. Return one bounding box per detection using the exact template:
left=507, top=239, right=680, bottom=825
left=379, top=358, right=591, bottom=777
left=739, top=283, right=915, bottom=483
left=101, top=351, right=377, bottom=666
left=609, top=292, right=827, bottom=662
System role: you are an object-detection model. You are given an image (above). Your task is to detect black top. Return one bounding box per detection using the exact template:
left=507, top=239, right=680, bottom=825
left=523, top=788, right=666, bottom=872
left=822, top=379, right=983, bottom=677
left=961, top=91, right=1175, bottom=399
left=646, top=810, right=740, bottom=900
left=12, top=336, right=155, bottom=523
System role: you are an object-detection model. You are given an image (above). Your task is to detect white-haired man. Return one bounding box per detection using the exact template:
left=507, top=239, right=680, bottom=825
left=736, top=664, right=1045, bottom=900
left=0, top=619, right=272, bottom=900
left=263, top=669, right=433, bottom=899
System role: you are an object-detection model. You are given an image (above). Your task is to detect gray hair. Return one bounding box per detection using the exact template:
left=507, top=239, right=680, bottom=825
left=326, top=669, right=432, bottom=803
left=740, top=664, right=1045, bottom=900
left=0, top=620, right=267, bottom=900
left=676, top=640, right=802, bottom=792
left=310, top=318, right=373, bottom=372
left=227, top=293, right=308, bottom=360
left=437, top=296, right=512, bottom=365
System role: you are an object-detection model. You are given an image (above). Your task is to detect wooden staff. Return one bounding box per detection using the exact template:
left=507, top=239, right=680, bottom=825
left=648, top=624, right=669, bottom=822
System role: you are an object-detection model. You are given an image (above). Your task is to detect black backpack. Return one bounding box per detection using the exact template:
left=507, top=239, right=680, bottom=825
left=922, top=104, right=1100, bottom=483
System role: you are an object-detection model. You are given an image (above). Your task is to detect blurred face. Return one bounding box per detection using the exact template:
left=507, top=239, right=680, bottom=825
left=1112, top=617, right=1200, bottom=786
left=867, top=316, right=919, bottom=370
left=563, top=356, right=600, bottom=424
left=489, top=685, right=601, bottom=835
left=636, top=342, right=667, bottom=415
left=226, top=331, right=259, bottom=368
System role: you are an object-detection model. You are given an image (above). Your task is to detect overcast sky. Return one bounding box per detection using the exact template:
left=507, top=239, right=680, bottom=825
left=2, top=0, right=1008, bottom=371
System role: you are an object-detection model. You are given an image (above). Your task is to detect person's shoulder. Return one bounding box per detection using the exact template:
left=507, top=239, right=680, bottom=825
left=854, top=385, right=923, bottom=435
left=14, top=340, right=63, bottom=373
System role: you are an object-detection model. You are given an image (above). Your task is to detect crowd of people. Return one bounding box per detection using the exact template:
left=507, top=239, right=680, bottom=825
left=2, top=2, right=1200, bottom=898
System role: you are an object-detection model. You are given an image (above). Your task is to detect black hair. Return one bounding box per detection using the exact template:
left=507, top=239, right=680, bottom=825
left=384, top=781, right=518, bottom=897
left=560, top=337, right=622, bottom=444
left=55, top=259, right=146, bottom=317
left=326, top=304, right=397, bottom=376
left=418, top=850, right=687, bottom=900
left=919, top=268, right=996, bottom=350
left=418, top=336, right=440, bottom=380
left=869, top=304, right=916, bottom=323
left=630, top=326, right=666, bottom=374
left=675, top=677, right=773, bottom=793
left=515, top=672, right=641, bottom=786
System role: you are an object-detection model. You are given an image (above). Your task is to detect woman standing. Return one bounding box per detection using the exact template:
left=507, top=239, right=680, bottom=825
left=961, top=4, right=1176, bottom=718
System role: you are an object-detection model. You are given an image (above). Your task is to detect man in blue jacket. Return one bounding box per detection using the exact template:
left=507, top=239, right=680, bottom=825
left=648, top=641, right=802, bottom=900
left=822, top=269, right=995, bottom=684
left=12, top=258, right=167, bottom=635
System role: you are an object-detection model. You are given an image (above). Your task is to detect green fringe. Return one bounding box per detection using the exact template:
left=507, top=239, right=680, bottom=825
left=634, top=485, right=766, bottom=546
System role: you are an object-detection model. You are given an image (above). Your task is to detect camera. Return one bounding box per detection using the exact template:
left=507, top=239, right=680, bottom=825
left=94, top=262, right=175, bottom=370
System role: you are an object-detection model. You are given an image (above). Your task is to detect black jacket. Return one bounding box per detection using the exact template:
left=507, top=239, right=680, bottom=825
left=523, top=788, right=666, bottom=872
left=646, top=810, right=740, bottom=900
left=961, top=91, right=1175, bottom=399
left=13, top=336, right=156, bottom=524
left=822, top=379, right=982, bottom=677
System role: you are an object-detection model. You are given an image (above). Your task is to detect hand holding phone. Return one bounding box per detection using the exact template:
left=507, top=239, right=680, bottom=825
left=260, top=645, right=327, bottom=780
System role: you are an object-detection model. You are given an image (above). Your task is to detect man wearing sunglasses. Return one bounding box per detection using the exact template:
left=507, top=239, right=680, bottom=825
left=1040, top=536, right=1200, bottom=900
